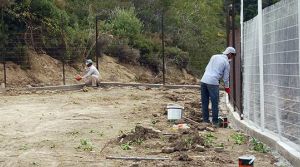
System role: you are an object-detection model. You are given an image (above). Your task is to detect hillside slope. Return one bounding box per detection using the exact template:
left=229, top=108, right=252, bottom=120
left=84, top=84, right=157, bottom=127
left=0, top=50, right=198, bottom=87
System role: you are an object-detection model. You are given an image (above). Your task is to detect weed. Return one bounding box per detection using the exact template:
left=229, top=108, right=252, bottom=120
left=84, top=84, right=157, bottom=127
left=50, top=144, right=56, bottom=149
left=121, top=141, right=132, bottom=150
left=98, top=132, right=104, bottom=137
left=250, top=137, right=269, bottom=153
left=204, top=132, right=217, bottom=147
left=231, top=132, right=246, bottom=145
left=76, top=139, right=94, bottom=151
left=160, top=136, right=167, bottom=142
left=184, top=137, right=193, bottom=147
left=135, top=138, right=144, bottom=145
left=32, top=162, right=39, bottom=166
left=89, top=130, right=96, bottom=133
left=215, top=143, right=224, bottom=148
left=68, top=131, right=79, bottom=135
left=19, top=144, right=28, bottom=150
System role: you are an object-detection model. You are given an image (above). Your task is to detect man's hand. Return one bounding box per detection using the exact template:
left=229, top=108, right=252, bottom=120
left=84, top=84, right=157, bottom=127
left=75, top=75, right=82, bottom=81
left=225, top=87, right=230, bottom=94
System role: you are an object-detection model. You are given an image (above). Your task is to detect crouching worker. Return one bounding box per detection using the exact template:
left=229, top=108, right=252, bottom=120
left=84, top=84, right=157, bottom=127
left=75, top=59, right=100, bottom=87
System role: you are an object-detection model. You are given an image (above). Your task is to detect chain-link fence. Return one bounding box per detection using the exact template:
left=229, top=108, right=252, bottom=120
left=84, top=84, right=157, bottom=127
left=0, top=23, right=87, bottom=87
left=242, top=0, right=300, bottom=151
left=0, top=1, right=227, bottom=88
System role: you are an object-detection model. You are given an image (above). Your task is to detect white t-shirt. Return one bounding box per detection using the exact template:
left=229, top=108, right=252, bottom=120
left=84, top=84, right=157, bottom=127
left=83, top=65, right=100, bottom=79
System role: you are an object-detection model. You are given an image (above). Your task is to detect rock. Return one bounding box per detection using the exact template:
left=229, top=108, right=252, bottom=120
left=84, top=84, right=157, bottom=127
left=26, top=85, right=32, bottom=88
left=206, top=127, right=215, bottom=132
left=195, top=145, right=206, bottom=152
left=214, top=146, right=224, bottom=153
left=162, top=147, right=175, bottom=154
left=138, top=86, right=146, bottom=90
left=177, top=153, right=192, bottom=161
left=152, top=113, right=159, bottom=117
left=82, top=86, right=89, bottom=92
left=197, top=126, right=206, bottom=131
left=175, top=119, right=185, bottom=124
left=130, top=163, right=139, bottom=167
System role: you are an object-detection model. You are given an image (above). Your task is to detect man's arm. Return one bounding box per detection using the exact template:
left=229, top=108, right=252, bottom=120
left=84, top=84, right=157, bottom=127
left=223, top=63, right=230, bottom=88
left=82, top=68, right=93, bottom=78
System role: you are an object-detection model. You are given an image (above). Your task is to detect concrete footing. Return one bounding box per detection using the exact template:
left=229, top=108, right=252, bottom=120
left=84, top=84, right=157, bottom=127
left=2, top=82, right=203, bottom=93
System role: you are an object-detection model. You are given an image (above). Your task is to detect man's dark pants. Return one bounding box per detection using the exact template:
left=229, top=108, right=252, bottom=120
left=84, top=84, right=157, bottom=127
left=201, top=82, right=219, bottom=124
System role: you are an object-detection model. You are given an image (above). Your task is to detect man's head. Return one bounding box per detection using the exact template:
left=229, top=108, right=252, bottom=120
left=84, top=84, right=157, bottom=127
left=86, top=59, right=93, bottom=67
left=222, top=47, right=236, bottom=59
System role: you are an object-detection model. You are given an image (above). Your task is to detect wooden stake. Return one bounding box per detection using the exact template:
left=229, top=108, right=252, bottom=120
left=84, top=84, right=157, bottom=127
left=106, top=156, right=170, bottom=161
left=183, top=116, right=201, bottom=126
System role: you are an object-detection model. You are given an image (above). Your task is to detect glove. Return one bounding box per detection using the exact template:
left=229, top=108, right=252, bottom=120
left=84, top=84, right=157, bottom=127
left=75, top=75, right=82, bottom=81
left=225, top=87, right=230, bottom=94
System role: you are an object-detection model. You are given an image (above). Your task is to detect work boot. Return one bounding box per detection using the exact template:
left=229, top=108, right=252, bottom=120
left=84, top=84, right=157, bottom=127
left=212, top=122, right=219, bottom=128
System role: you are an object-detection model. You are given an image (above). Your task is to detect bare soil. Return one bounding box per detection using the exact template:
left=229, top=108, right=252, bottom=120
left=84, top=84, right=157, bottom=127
left=0, top=87, right=283, bottom=167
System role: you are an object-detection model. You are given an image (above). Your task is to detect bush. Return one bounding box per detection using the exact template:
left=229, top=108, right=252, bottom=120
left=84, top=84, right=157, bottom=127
left=165, top=47, right=189, bottom=69
left=131, top=35, right=160, bottom=55
left=105, top=7, right=143, bottom=40
left=139, top=53, right=161, bottom=74
left=110, top=44, right=140, bottom=65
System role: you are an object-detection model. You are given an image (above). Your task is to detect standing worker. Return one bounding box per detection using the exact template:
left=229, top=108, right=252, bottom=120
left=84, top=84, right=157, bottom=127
left=200, top=47, right=236, bottom=126
left=75, top=59, right=100, bottom=87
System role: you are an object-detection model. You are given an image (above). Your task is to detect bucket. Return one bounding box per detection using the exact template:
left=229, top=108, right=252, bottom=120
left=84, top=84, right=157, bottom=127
left=239, top=155, right=255, bottom=167
left=166, top=104, right=184, bottom=120
left=218, top=116, right=229, bottom=128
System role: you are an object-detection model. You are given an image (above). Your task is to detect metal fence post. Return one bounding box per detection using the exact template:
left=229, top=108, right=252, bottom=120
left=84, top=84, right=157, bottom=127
left=161, top=8, right=166, bottom=85
left=1, top=7, right=6, bottom=88
left=61, top=14, right=66, bottom=85
left=95, top=16, right=99, bottom=70
left=226, top=0, right=230, bottom=47
left=231, top=0, right=236, bottom=111
left=240, top=0, right=244, bottom=119
left=258, top=0, right=265, bottom=131
left=298, top=0, right=300, bottom=85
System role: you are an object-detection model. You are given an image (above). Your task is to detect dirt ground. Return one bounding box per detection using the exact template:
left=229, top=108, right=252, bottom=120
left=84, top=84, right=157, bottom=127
left=0, top=87, right=289, bottom=167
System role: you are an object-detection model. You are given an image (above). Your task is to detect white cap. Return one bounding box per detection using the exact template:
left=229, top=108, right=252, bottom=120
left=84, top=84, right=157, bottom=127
left=222, top=47, right=236, bottom=55
left=86, top=59, right=93, bottom=65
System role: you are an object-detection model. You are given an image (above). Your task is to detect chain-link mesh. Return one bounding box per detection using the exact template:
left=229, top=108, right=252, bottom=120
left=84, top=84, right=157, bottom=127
left=243, top=0, right=300, bottom=151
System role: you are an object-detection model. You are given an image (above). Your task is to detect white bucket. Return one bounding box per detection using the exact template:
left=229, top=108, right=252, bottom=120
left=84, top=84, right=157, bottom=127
left=167, top=104, right=184, bottom=120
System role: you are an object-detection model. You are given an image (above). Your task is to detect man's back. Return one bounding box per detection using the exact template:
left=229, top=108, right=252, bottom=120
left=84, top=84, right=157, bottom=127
left=200, top=54, right=230, bottom=86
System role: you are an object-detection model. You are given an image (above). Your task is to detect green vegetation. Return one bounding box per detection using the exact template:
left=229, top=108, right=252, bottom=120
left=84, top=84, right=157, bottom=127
left=76, top=139, right=94, bottom=151
left=0, top=0, right=228, bottom=76
left=120, top=138, right=143, bottom=150
left=120, top=141, right=132, bottom=150
left=231, top=132, right=246, bottom=145
left=19, top=144, right=29, bottom=150
left=215, top=143, right=224, bottom=148
left=234, top=0, right=281, bottom=22
left=203, top=132, right=217, bottom=147
left=250, top=137, right=269, bottom=153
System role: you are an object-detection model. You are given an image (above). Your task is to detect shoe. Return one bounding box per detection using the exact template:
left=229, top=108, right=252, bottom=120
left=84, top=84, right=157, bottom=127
left=202, top=121, right=211, bottom=127
left=212, top=123, right=219, bottom=128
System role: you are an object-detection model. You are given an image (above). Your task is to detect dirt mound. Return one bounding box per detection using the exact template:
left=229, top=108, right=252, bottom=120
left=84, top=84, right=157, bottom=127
left=118, top=125, right=161, bottom=144
left=166, top=130, right=205, bottom=152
